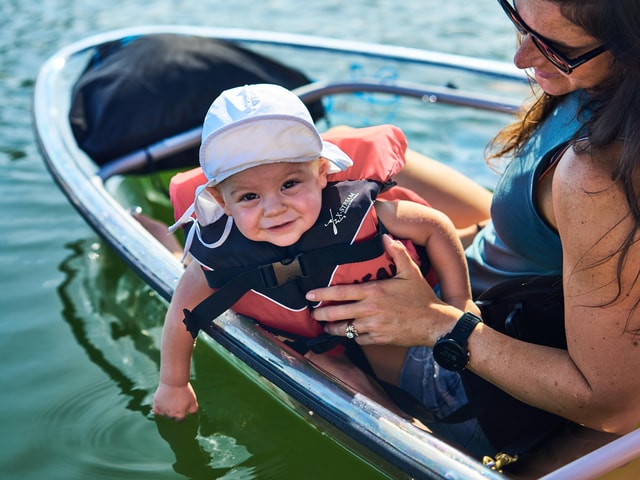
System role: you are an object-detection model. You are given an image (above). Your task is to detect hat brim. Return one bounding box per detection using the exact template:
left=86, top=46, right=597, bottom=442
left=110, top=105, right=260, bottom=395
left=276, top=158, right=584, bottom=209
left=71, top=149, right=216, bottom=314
left=321, top=140, right=353, bottom=173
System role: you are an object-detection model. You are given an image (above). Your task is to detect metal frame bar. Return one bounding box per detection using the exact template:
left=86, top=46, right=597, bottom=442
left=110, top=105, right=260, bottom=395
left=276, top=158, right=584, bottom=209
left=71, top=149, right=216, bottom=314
left=97, top=79, right=521, bottom=180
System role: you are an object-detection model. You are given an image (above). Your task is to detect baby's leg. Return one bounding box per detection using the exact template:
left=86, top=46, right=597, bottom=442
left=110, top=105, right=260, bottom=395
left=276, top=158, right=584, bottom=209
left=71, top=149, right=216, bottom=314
left=306, top=349, right=431, bottom=432
left=305, top=350, right=414, bottom=418
left=360, top=344, right=409, bottom=386
left=305, top=350, right=391, bottom=403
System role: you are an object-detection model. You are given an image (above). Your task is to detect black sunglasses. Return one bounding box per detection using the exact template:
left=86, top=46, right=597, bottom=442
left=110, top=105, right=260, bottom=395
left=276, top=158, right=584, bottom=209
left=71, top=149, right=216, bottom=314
left=497, top=0, right=607, bottom=74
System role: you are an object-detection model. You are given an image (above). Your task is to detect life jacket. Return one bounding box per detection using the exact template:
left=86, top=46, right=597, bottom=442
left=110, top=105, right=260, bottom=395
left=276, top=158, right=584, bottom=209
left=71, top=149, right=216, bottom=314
left=169, top=125, right=437, bottom=343
left=187, top=178, right=426, bottom=339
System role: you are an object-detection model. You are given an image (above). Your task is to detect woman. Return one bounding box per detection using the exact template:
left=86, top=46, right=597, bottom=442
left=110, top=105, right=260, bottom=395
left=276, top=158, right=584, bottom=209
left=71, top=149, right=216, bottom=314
left=307, top=0, right=640, bottom=466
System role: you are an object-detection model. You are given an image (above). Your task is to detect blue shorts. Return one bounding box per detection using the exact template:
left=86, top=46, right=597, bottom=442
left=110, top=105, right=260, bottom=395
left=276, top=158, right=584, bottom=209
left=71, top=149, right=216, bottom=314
left=399, top=346, right=495, bottom=458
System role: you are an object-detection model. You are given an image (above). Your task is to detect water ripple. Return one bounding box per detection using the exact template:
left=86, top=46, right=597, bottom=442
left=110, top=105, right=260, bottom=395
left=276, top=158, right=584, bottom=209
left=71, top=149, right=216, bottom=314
left=33, top=379, right=174, bottom=480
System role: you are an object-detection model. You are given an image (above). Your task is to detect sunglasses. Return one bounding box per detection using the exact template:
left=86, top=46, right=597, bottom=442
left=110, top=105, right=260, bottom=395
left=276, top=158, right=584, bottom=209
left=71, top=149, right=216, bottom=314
left=497, top=0, right=607, bottom=74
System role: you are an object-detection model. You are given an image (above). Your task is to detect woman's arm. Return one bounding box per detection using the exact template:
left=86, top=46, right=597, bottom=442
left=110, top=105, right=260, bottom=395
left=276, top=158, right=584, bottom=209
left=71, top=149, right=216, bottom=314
left=465, top=144, right=640, bottom=433
left=469, top=144, right=640, bottom=434
left=544, top=145, right=640, bottom=432
left=312, top=179, right=640, bottom=435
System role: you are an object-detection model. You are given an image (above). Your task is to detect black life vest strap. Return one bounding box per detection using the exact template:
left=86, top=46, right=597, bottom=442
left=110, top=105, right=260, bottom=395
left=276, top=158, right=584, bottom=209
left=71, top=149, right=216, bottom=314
left=182, top=230, right=385, bottom=338
left=283, top=333, right=347, bottom=355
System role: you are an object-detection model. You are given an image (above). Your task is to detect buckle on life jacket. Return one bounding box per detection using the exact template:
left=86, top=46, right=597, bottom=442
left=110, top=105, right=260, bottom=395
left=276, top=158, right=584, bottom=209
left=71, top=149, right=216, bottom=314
left=259, top=254, right=307, bottom=289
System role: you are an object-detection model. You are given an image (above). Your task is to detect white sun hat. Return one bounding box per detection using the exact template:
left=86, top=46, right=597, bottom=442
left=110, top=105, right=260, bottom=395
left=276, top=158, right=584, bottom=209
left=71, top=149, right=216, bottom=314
left=183, top=83, right=353, bottom=228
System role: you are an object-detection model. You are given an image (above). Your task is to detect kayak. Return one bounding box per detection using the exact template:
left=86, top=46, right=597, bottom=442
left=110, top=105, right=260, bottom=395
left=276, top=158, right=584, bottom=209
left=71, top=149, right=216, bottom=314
left=33, top=25, right=639, bottom=479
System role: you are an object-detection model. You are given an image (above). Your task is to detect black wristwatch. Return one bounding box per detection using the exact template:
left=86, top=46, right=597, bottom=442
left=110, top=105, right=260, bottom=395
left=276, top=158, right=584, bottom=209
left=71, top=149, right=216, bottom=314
left=433, top=312, right=482, bottom=371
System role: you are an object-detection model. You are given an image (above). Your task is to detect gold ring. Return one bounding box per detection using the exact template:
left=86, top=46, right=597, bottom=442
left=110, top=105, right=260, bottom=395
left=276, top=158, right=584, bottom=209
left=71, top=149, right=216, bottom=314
left=344, top=322, right=359, bottom=339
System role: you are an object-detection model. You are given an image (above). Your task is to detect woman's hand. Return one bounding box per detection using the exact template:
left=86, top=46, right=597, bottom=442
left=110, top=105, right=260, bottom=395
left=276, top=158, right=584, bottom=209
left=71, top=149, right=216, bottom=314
left=307, top=234, right=460, bottom=346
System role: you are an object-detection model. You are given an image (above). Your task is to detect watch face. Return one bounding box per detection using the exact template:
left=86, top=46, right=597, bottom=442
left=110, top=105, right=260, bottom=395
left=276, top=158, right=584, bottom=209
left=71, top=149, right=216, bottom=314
left=433, top=339, right=468, bottom=371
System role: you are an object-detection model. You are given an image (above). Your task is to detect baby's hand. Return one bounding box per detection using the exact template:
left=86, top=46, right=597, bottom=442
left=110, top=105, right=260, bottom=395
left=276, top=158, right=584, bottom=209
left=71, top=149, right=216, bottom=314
left=153, top=382, right=199, bottom=421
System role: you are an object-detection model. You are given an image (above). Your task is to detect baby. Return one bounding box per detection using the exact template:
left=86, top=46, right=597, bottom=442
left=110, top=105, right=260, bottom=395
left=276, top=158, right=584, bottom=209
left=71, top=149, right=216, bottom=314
left=153, top=84, right=474, bottom=420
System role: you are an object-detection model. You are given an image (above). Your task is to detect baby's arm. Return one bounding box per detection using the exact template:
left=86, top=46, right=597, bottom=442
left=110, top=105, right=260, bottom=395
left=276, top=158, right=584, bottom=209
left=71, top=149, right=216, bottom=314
left=374, top=200, right=475, bottom=312
left=153, top=261, right=213, bottom=420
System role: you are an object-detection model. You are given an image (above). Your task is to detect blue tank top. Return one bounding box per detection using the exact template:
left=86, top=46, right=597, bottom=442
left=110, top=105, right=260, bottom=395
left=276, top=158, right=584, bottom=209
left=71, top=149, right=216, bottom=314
left=466, top=90, right=591, bottom=295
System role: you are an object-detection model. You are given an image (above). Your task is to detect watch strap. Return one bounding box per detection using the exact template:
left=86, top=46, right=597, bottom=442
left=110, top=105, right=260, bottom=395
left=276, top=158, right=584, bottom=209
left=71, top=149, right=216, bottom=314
left=446, top=312, right=481, bottom=346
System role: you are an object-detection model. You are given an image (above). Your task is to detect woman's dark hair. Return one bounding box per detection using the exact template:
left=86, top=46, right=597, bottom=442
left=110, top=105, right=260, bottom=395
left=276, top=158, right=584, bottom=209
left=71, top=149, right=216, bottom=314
left=487, top=0, right=640, bottom=332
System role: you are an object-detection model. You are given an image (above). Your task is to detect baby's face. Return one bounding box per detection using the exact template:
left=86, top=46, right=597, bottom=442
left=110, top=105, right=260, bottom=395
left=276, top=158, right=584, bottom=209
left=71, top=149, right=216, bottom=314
left=211, top=159, right=329, bottom=246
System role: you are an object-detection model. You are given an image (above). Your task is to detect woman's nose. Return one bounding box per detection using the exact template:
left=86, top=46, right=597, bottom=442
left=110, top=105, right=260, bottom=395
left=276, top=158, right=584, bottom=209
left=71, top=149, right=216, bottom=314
left=513, top=34, right=541, bottom=69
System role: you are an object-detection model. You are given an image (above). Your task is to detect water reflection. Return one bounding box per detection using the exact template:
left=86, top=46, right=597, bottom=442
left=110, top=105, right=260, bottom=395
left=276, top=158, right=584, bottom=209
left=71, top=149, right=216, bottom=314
left=155, top=415, right=255, bottom=479
left=58, top=239, right=162, bottom=415
left=57, top=239, right=255, bottom=478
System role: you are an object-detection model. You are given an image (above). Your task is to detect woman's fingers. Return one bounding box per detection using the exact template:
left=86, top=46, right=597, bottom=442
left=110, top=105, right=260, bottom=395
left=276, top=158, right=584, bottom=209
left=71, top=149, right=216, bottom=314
left=380, top=234, right=425, bottom=280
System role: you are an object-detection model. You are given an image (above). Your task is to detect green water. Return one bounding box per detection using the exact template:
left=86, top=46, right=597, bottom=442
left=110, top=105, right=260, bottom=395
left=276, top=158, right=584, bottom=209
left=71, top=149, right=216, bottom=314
left=0, top=1, right=516, bottom=478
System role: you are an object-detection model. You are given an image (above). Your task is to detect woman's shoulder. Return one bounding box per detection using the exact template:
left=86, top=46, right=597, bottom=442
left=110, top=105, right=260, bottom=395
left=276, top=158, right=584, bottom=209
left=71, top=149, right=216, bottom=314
left=552, top=140, right=630, bottom=256
left=553, top=139, right=622, bottom=194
